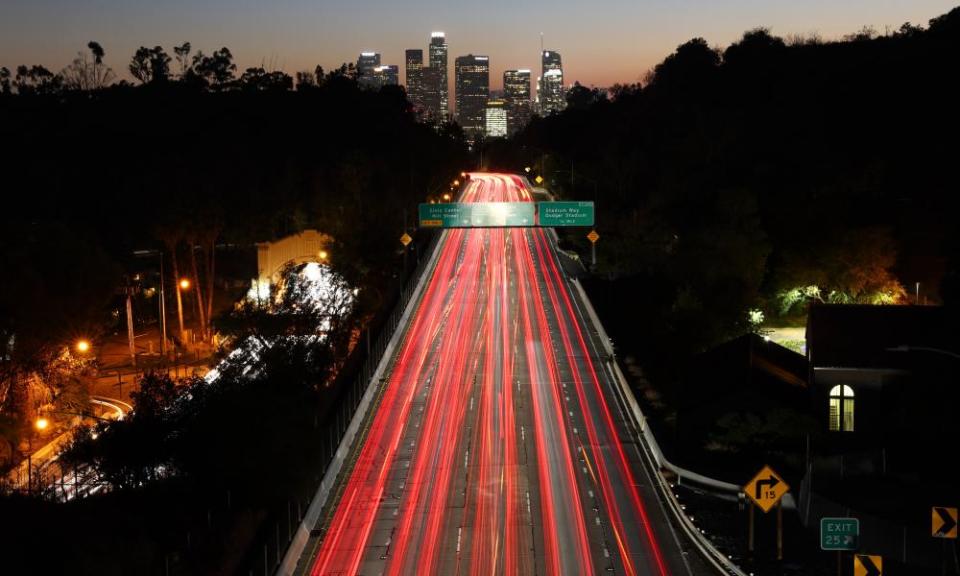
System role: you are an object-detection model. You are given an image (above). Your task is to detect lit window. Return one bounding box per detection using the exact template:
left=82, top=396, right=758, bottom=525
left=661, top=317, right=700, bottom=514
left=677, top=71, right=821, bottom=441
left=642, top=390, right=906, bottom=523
left=828, top=385, right=855, bottom=432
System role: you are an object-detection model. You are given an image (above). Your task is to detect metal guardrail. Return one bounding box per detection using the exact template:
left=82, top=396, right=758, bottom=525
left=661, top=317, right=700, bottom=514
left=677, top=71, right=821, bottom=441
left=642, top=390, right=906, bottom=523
left=569, top=277, right=750, bottom=576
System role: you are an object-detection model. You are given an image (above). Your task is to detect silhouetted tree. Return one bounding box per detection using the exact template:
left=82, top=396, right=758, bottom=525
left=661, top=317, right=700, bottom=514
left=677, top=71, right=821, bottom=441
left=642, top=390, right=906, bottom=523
left=13, top=65, right=62, bottom=95
left=129, top=46, right=171, bottom=84
left=0, top=67, right=10, bottom=95
left=193, top=47, right=236, bottom=90
left=295, top=70, right=316, bottom=90
left=61, top=41, right=115, bottom=91
left=237, top=67, right=293, bottom=92
left=172, top=41, right=192, bottom=78
left=565, top=81, right=607, bottom=110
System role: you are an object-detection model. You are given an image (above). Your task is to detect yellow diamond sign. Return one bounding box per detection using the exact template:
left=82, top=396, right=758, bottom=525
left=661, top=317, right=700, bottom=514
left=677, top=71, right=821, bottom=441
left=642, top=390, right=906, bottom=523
left=933, top=507, right=958, bottom=539
left=587, top=230, right=599, bottom=244
left=534, top=175, right=544, bottom=185
left=853, top=554, right=882, bottom=576
left=399, top=233, right=412, bottom=247
left=744, top=465, right=789, bottom=513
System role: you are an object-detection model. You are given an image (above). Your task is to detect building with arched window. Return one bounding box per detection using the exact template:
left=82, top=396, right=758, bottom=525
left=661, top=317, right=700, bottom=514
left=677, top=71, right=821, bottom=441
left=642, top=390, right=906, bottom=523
left=806, top=304, right=957, bottom=444
left=828, top=384, right=855, bottom=432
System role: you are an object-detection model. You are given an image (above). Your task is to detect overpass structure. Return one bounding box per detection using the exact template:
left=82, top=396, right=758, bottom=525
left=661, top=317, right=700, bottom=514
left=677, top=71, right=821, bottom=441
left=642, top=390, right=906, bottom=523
left=286, top=173, right=732, bottom=575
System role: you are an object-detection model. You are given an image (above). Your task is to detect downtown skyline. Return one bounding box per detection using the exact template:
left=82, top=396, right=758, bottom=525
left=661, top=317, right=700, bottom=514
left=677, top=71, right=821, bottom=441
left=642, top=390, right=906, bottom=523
left=2, top=1, right=957, bottom=91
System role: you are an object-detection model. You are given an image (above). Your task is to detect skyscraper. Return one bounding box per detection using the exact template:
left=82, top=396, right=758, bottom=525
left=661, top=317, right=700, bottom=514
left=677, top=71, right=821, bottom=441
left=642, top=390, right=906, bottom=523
left=421, top=67, right=442, bottom=123
left=539, top=50, right=566, bottom=115
left=503, top=69, right=532, bottom=135
left=357, top=52, right=381, bottom=88
left=455, top=54, right=490, bottom=139
left=485, top=99, right=508, bottom=138
left=428, top=32, right=449, bottom=121
left=405, top=49, right=424, bottom=110
left=371, top=65, right=399, bottom=88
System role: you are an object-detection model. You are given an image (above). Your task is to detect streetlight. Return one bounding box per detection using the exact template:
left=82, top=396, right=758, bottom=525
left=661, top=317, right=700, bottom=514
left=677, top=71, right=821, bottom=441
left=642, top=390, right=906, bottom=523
left=75, top=339, right=91, bottom=354
left=442, top=193, right=452, bottom=202
left=318, top=250, right=329, bottom=261
left=35, top=417, right=49, bottom=432
left=179, top=278, right=191, bottom=290
left=453, top=179, right=460, bottom=187
left=524, top=166, right=531, bottom=173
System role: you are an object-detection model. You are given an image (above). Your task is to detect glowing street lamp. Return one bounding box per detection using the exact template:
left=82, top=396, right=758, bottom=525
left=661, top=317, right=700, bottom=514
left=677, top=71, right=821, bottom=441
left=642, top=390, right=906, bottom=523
left=524, top=166, right=531, bottom=173
left=460, top=172, right=467, bottom=178
left=442, top=193, right=452, bottom=202
left=75, top=339, right=91, bottom=354
left=318, top=250, right=329, bottom=261
left=35, top=417, right=49, bottom=432
left=179, top=278, right=191, bottom=290
left=453, top=179, right=460, bottom=186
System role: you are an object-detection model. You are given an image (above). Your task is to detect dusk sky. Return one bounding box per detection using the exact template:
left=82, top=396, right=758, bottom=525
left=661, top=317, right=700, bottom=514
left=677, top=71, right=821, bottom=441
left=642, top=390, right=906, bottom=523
left=2, top=0, right=956, bottom=90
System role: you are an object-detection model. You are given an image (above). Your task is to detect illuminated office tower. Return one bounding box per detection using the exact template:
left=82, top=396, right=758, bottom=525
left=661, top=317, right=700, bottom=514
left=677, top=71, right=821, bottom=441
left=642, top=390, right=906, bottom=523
left=371, top=65, right=399, bottom=88
left=421, top=66, right=443, bottom=123
left=503, top=69, right=532, bottom=134
left=405, top=49, right=424, bottom=109
left=539, top=50, right=566, bottom=115
left=428, top=32, right=449, bottom=120
left=485, top=99, right=508, bottom=138
left=357, top=52, right=381, bottom=88
left=455, top=54, right=490, bottom=139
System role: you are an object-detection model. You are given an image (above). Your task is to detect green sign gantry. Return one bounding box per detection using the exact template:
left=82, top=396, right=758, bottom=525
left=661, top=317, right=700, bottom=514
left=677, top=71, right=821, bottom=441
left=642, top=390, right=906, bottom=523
left=418, top=202, right=535, bottom=228
left=821, top=517, right=859, bottom=550
left=538, top=201, right=595, bottom=227
left=419, top=201, right=595, bottom=228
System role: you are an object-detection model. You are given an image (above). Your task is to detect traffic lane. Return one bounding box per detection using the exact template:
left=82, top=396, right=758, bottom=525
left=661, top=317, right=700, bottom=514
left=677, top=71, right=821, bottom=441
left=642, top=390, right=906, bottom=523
left=528, top=228, right=665, bottom=575
left=309, top=228, right=466, bottom=574
left=514, top=227, right=601, bottom=575
left=387, top=232, right=487, bottom=575
left=534, top=226, right=700, bottom=575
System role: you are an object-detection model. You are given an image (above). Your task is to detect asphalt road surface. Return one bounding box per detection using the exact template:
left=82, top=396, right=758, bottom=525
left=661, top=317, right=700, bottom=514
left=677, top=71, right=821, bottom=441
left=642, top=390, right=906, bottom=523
left=302, top=173, right=706, bottom=575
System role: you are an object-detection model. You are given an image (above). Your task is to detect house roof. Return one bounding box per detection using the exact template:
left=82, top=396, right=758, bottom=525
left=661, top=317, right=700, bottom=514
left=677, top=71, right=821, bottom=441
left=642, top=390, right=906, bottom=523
left=806, top=304, right=957, bottom=369
left=692, top=332, right=808, bottom=388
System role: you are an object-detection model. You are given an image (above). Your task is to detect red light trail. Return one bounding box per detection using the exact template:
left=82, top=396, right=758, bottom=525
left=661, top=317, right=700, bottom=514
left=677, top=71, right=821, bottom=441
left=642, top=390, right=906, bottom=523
left=309, top=173, right=673, bottom=575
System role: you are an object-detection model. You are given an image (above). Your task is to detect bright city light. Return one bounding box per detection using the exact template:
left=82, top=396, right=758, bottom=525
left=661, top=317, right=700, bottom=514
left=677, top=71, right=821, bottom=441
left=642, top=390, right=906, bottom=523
left=76, top=339, right=91, bottom=353
left=179, top=278, right=191, bottom=290
left=35, top=417, right=49, bottom=431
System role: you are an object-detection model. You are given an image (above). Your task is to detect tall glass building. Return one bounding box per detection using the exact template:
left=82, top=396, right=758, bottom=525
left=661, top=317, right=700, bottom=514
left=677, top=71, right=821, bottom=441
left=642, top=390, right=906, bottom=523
left=372, top=65, right=399, bottom=88
left=428, top=32, right=449, bottom=121
left=357, top=52, right=381, bottom=88
left=539, top=50, right=566, bottom=115
left=503, top=69, right=532, bottom=135
left=405, top=49, right=424, bottom=110
left=485, top=99, right=508, bottom=138
left=455, top=54, right=490, bottom=140
left=421, top=67, right=443, bottom=123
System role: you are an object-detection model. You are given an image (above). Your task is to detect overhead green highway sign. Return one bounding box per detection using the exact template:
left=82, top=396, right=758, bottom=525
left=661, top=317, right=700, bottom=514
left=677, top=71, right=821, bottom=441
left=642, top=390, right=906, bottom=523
left=419, top=201, right=595, bottom=228
left=418, top=202, right=535, bottom=228
left=537, top=201, right=595, bottom=227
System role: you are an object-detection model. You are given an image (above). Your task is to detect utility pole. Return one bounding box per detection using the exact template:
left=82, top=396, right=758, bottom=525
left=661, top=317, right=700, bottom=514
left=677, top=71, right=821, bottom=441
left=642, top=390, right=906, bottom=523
left=125, top=285, right=137, bottom=367
left=159, top=251, right=167, bottom=357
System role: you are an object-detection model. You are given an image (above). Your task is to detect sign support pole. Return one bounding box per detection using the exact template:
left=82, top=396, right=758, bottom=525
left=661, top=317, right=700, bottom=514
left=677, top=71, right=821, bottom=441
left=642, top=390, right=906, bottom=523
left=591, top=241, right=596, bottom=269
left=748, top=501, right=755, bottom=554
left=777, top=500, right=784, bottom=560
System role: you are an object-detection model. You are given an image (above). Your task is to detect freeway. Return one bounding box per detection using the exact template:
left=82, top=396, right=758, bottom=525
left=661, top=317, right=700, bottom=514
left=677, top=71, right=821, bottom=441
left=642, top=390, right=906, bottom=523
left=302, top=173, right=703, bottom=575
